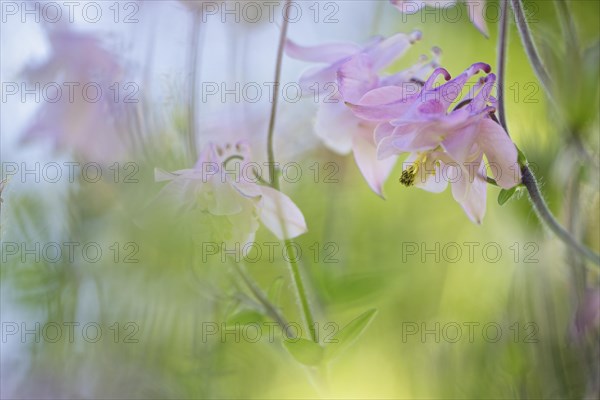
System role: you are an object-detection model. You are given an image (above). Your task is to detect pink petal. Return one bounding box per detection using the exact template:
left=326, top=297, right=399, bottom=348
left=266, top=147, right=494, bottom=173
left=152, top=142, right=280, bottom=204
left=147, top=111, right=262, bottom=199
left=394, top=120, right=447, bottom=152
left=376, top=124, right=427, bottom=158
left=367, top=31, right=422, bottom=71
left=451, top=159, right=487, bottom=224
left=315, top=100, right=362, bottom=154
left=414, top=161, right=449, bottom=193
left=374, top=122, right=396, bottom=144
left=209, top=181, right=244, bottom=216
left=389, top=0, right=426, bottom=13
left=360, top=85, right=410, bottom=105
left=441, top=122, right=479, bottom=164
left=299, top=64, right=345, bottom=94
left=467, top=0, right=489, bottom=38
left=337, top=54, right=379, bottom=103
left=390, top=0, right=456, bottom=13
left=477, top=118, right=521, bottom=189
left=285, top=39, right=361, bottom=63
left=258, top=187, right=308, bottom=239
left=155, top=168, right=180, bottom=182
left=352, top=129, right=398, bottom=197
left=377, top=135, right=402, bottom=160
left=347, top=86, right=411, bottom=121
left=469, top=73, right=496, bottom=112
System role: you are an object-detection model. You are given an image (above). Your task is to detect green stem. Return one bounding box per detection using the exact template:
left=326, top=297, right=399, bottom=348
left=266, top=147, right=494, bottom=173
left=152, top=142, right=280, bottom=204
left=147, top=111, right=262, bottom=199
left=187, top=10, right=203, bottom=162
left=284, top=239, right=318, bottom=342
left=230, top=260, right=296, bottom=338
left=554, top=0, right=579, bottom=53
left=521, top=165, right=600, bottom=266
left=510, top=0, right=553, bottom=98
left=496, top=0, right=510, bottom=132
left=266, top=0, right=291, bottom=189
left=265, top=0, right=318, bottom=342
left=496, top=1, right=599, bottom=267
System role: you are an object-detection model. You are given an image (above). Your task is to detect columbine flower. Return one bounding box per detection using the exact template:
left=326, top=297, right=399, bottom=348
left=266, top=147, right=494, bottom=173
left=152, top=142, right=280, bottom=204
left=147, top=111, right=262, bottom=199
left=390, top=0, right=488, bottom=37
left=570, top=287, right=600, bottom=343
left=285, top=31, right=426, bottom=196
left=155, top=142, right=307, bottom=245
left=20, top=22, right=126, bottom=163
left=347, top=63, right=521, bottom=223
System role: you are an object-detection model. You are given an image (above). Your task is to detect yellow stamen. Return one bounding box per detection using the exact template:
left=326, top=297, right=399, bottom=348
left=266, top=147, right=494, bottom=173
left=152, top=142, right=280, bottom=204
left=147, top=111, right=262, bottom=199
left=400, top=165, right=417, bottom=187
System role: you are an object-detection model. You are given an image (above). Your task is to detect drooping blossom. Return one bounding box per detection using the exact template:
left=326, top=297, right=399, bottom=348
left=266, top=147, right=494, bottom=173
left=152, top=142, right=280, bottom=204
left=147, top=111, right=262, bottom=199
left=155, top=142, right=308, bottom=246
left=390, top=0, right=488, bottom=37
left=19, top=22, right=127, bottom=163
left=285, top=31, right=429, bottom=196
left=570, top=287, right=600, bottom=343
left=347, top=63, right=521, bottom=223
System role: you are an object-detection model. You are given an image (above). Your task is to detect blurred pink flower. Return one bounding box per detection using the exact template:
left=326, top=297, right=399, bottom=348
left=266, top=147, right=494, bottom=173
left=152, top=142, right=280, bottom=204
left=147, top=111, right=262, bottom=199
left=285, top=31, right=427, bottom=196
left=390, top=0, right=489, bottom=37
left=571, top=287, right=600, bottom=343
left=347, top=63, right=521, bottom=223
left=20, top=23, right=127, bottom=163
left=155, top=142, right=308, bottom=244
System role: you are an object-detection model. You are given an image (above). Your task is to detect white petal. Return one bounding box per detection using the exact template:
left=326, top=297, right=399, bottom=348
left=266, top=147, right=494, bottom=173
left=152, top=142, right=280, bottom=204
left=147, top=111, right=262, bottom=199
left=477, top=118, right=521, bottom=189
left=258, top=187, right=308, bottom=239
left=315, top=100, right=362, bottom=154
left=352, top=129, right=397, bottom=197
left=451, top=160, right=487, bottom=224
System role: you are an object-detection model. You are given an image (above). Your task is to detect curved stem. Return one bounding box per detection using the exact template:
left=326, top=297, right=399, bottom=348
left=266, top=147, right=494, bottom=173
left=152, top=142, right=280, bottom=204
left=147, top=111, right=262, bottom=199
left=284, top=239, right=318, bottom=342
left=265, top=0, right=318, bottom=343
left=497, top=0, right=510, bottom=132
left=187, top=10, right=203, bottom=163
left=266, top=0, right=292, bottom=190
left=510, top=0, right=553, bottom=97
left=554, top=0, right=579, bottom=53
left=521, top=165, right=600, bottom=266
left=495, top=0, right=597, bottom=267
left=230, top=261, right=296, bottom=338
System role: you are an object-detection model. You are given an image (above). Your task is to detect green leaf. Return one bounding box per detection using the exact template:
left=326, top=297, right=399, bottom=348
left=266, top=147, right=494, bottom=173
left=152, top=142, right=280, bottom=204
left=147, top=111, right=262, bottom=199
left=267, top=276, right=284, bottom=305
left=226, top=310, right=265, bottom=326
left=516, top=147, right=528, bottom=167
left=284, top=338, right=324, bottom=366
left=325, top=308, right=378, bottom=361
left=498, top=187, right=518, bottom=206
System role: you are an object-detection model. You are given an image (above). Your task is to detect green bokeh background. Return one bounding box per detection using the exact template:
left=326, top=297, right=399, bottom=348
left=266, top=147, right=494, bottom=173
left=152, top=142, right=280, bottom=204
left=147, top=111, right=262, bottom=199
left=1, top=1, right=599, bottom=398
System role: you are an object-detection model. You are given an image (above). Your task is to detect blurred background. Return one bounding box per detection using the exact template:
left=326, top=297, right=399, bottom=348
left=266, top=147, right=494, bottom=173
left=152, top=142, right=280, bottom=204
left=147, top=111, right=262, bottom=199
left=1, top=0, right=599, bottom=398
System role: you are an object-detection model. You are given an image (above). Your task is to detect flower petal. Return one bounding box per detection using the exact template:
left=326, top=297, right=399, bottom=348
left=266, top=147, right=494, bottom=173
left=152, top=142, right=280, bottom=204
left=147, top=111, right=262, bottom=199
left=467, top=0, right=489, bottom=37
left=155, top=168, right=180, bottom=182
left=451, top=159, right=487, bottom=224
left=414, top=160, right=449, bottom=193
left=258, top=187, right=308, bottom=239
left=337, top=54, right=379, bottom=103
left=441, top=121, right=479, bottom=164
left=390, top=0, right=456, bottom=13
left=347, top=86, right=410, bottom=121
left=352, top=129, right=397, bottom=196
left=477, top=118, right=521, bottom=189
left=209, top=181, right=244, bottom=216
left=367, top=31, right=422, bottom=71
left=285, top=39, right=361, bottom=63
left=315, top=100, right=363, bottom=154
left=299, top=65, right=343, bottom=93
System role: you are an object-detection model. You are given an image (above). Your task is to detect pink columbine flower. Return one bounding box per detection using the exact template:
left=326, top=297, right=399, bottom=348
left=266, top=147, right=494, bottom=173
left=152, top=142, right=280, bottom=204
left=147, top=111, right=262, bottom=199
left=390, top=0, right=488, bottom=37
left=285, top=31, right=427, bottom=196
left=155, top=142, right=308, bottom=245
left=570, top=287, right=600, bottom=343
left=347, top=63, right=521, bottom=223
left=19, top=23, right=126, bottom=163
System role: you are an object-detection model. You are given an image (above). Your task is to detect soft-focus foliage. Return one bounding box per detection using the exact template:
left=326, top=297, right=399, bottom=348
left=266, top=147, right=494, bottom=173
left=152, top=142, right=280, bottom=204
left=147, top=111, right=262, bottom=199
left=1, top=1, right=599, bottom=399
